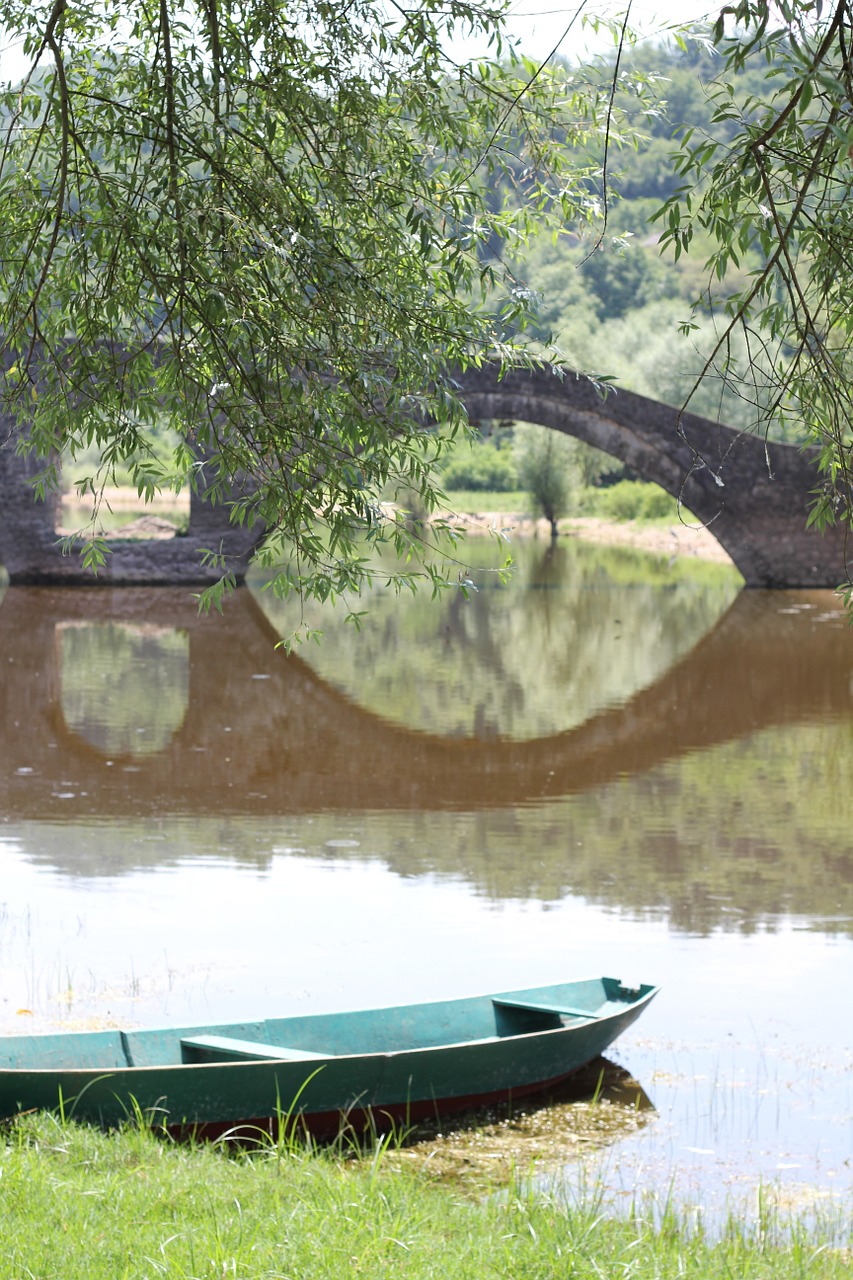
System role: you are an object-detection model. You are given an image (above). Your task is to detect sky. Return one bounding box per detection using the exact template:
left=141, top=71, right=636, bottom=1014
left=451, top=0, right=719, bottom=62
left=1, top=0, right=719, bottom=85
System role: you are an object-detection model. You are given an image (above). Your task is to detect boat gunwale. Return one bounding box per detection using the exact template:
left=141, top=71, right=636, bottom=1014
left=0, top=976, right=656, bottom=1040
left=0, top=982, right=659, bottom=1077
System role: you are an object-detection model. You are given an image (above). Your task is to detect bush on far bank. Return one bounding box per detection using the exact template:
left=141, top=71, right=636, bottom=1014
left=593, top=480, right=680, bottom=522
left=440, top=436, right=519, bottom=492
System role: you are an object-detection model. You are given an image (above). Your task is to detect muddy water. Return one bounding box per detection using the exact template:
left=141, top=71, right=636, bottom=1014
left=0, top=538, right=850, bottom=1222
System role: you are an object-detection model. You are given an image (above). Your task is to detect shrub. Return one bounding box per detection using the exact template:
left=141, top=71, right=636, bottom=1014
left=598, top=480, right=677, bottom=521
left=441, top=441, right=519, bottom=492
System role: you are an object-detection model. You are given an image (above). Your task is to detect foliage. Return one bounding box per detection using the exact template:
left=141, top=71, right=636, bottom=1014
left=510, top=36, right=814, bottom=443
left=656, top=1, right=853, bottom=559
left=0, top=0, right=629, bottom=618
left=555, top=298, right=785, bottom=435
left=585, top=35, right=774, bottom=207
left=597, top=478, right=678, bottom=521
left=62, top=423, right=182, bottom=491
left=440, top=434, right=519, bottom=492
left=571, top=442, right=628, bottom=489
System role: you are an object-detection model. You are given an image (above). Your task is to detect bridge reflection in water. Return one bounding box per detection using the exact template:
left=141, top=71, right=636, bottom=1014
left=0, top=583, right=849, bottom=823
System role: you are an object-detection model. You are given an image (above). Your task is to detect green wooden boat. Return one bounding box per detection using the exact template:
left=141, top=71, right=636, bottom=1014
left=0, top=977, right=657, bottom=1136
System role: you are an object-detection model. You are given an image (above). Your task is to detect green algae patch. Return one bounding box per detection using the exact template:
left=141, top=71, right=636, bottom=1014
left=385, top=1059, right=653, bottom=1192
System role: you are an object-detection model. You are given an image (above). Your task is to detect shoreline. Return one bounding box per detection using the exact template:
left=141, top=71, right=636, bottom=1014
left=445, top=510, right=734, bottom=565
left=59, top=489, right=733, bottom=564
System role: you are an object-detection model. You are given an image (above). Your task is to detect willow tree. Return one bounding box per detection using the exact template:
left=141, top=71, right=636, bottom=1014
left=658, top=0, right=853, bottom=588
left=0, top=0, right=626, bottom=616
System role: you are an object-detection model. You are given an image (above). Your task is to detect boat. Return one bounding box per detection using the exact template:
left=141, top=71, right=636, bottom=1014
left=0, top=977, right=657, bottom=1136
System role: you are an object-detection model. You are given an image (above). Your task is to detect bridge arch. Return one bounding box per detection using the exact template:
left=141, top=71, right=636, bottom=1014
left=0, top=404, right=261, bottom=585
left=455, top=364, right=850, bottom=588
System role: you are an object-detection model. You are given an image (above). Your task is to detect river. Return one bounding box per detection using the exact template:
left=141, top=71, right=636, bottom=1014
left=0, top=535, right=850, bottom=1223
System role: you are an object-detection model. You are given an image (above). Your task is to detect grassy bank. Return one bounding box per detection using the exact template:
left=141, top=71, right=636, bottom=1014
left=440, top=482, right=686, bottom=524
left=1, top=1114, right=849, bottom=1278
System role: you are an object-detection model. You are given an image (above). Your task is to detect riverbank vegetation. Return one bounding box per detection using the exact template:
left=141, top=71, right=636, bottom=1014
left=1, top=1112, right=850, bottom=1278
left=436, top=430, right=683, bottom=526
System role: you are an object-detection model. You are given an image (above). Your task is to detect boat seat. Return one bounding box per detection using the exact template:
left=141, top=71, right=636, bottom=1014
left=492, top=998, right=594, bottom=1020
left=180, top=1034, right=327, bottom=1063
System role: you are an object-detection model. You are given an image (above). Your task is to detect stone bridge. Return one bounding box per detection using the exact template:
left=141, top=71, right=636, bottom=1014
left=1, top=363, right=848, bottom=587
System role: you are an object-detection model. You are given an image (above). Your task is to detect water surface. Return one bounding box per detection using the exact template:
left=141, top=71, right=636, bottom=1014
left=0, top=538, right=850, bottom=1223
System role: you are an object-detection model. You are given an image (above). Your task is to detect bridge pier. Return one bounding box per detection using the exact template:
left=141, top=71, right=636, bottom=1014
left=0, top=410, right=264, bottom=585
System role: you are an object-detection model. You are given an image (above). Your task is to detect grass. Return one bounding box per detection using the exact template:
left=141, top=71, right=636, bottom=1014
left=0, top=1112, right=849, bottom=1279
left=440, top=484, right=693, bottom=524
left=440, top=489, right=531, bottom=514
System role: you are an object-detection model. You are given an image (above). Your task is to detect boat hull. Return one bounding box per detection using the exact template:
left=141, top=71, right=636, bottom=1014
left=0, top=978, right=657, bottom=1133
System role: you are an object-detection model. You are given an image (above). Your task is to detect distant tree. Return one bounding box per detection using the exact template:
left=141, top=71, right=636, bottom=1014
left=520, top=227, right=670, bottom=333
left=514, top=424, right=576, bottom=539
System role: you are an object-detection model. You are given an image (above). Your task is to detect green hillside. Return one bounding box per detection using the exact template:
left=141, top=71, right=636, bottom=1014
left=514, top=35, right=797, bottom=439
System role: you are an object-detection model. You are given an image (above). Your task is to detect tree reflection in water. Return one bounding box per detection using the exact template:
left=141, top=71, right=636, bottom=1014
left=58, top=621, right=189, bottom=757
left=255, top=539, right=740, bottom=739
